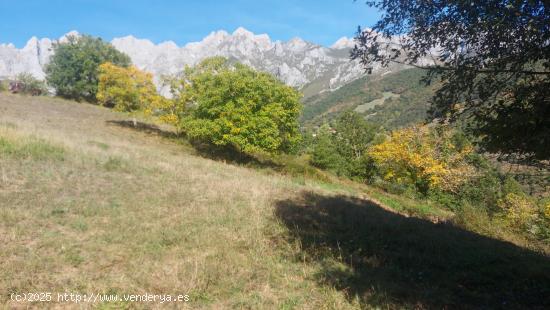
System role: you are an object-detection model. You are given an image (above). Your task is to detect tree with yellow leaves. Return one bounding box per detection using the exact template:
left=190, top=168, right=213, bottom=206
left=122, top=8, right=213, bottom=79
left=97, top=63, right=177, bottom=124
left=367, top=125, right=474, bottom=194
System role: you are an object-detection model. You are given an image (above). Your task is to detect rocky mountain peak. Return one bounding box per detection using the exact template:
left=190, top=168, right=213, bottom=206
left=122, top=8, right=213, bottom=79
left=331, top=37, right=355, bottom=49
left=196, top=30, right=229, bottom=47
left=232, top=27, right=254, bottom=37
left=23, top=37, right=39, bottom=51
left=286, top=37, right=310, bottom=51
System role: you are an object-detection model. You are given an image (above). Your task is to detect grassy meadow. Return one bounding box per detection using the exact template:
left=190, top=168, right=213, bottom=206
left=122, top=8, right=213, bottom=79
left=1, top=93, right=549, bottom=309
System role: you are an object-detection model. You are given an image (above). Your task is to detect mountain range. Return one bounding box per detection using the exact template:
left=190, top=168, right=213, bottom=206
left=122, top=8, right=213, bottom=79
left=0, top=28, right=415, bottom=96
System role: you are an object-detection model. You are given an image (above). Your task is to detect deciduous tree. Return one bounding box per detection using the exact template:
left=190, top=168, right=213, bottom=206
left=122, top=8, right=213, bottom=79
left=367, top=125, right=474, bottom=194
left=172, top=57, right=302, bottom=154
left=46, top=35, right=131, bottom=102
left=96, top=63, right=176, bottom=123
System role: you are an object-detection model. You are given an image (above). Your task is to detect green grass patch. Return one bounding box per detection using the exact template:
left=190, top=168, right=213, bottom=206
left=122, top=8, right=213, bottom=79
left=101, top=156, right=127, bottom=171
left=365, top=187, right=453, bottom=219
left=0, top=135, right=65, bottom=161
left=88, top=140, right=110, bottom=150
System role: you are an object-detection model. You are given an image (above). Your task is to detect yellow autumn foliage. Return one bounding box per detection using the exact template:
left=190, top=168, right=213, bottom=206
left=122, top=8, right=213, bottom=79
left=497, top=193, right=537, bottom=228
left=544, top=203, right=550, bottom=219
left=368, top=125, right=474, bottom=193
left=97, top=62, right=178, bottom=124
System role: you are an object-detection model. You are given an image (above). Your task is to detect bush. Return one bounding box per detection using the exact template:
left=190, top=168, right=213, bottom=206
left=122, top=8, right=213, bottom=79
left=172, top=57, right=302, bottom=155
left=537, top=201, right=550, bottom=240
left=13, top=73, right=48, bottom=96
left=45, top=35, right=131, bottom=102
left=456, top=171, right=502, bottom=211
left=544, top=201, right=550, bottom=220
left=498, top=193, right=538, bottom=229
left=0, top=80, right=6, bottom=92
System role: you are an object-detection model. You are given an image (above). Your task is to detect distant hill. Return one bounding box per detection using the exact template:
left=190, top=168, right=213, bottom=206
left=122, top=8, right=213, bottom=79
left=301, top=68, right=439, bottom=129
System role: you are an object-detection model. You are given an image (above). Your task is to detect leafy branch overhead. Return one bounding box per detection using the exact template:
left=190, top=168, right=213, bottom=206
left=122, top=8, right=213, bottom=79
left=352, top=0, right=550, bottom=161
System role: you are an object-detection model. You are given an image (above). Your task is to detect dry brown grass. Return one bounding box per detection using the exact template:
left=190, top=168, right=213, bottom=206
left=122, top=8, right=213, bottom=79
left=0, top=93, right=361, bottom=309
left=1, top=93, right=548, bottom=309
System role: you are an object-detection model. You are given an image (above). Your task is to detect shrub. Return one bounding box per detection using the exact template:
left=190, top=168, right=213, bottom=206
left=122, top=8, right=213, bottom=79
left=455, top=171, right=503, bottom=212
left=491, top=180, right=550, bottom=239
left=544, top=202, right=550, bottom=220
left=332, top=111, right=377, bottom=160
left=333, top=111, right=377, bottom=177
left=13, top=73, right=48, bottom=95
left=538, top=201, right=550, bottom=240
left=172, top=57, right=302, bottom=155
left=45, top=35, right=131, bottom=102
left=497, top=193, right=537, bottom=229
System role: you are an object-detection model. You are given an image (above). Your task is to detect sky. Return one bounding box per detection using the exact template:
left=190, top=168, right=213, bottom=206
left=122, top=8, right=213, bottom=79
left=0, top=0, right=380, bottom=48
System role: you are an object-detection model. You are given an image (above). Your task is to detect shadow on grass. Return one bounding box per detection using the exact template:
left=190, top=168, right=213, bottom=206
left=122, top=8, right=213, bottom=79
left=106, top=120, right=179, bottom=139
left=188, top=140, right=283, bottom=169
left=275, top=192, right=550, bottom=309
left=107, top=119, right=282, bottom=169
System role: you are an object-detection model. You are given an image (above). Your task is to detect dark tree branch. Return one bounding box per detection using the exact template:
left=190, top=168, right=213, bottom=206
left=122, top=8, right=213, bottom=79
left=380, top=59, right=550, bottom=75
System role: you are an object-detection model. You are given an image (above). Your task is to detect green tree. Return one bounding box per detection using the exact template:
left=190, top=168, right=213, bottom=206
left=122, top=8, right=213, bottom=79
left=333, top=111, right=378, bottom=178
left=45, top=35, right=131, bottom=102
left=172, top=57, right=302, bottom=155
left=352, top=0, right=550, bottom=161
left=310, top=124, right=341, bottom=171
left=310, top=111, right=378, bottom=179
left=333, top=111, right=377, bottom=160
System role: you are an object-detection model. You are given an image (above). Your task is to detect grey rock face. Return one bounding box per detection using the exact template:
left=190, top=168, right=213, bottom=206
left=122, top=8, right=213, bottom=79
left=110, top=28, right=371, bottom=91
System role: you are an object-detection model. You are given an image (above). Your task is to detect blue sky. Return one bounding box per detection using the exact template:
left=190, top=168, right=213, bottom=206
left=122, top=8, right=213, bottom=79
left=0, top=0, right=379, bottom=47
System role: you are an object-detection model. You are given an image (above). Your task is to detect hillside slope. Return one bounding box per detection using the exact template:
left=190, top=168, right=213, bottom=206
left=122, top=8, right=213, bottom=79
left=1, top=94, right=549, bottom=309
left=302, top=68, right=437, bottom=129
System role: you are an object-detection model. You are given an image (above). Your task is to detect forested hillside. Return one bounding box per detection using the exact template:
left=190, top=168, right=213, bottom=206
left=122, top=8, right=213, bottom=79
left=301, top=68, right=437, bottom=129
